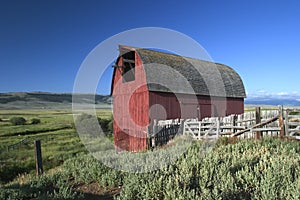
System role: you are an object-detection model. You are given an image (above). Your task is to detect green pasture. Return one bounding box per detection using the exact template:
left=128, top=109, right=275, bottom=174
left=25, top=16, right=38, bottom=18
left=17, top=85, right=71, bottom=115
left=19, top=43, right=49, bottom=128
left=0, top=109, right=112, bottom=184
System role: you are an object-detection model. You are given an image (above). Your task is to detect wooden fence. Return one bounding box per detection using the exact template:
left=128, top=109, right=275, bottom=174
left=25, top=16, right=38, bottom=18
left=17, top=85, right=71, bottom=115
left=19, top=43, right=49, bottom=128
left=148, top=119, right=181, bottom=148
left=7, top=136, right=30, bottom=151
left=4, top=132, right=78, bottom=153
left=148, top=106, right=300, bottom=148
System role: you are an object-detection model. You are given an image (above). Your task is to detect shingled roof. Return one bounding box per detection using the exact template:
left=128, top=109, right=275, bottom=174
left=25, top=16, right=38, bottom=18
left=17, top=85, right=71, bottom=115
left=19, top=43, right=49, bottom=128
left=121, top=46, right=246, bottom=98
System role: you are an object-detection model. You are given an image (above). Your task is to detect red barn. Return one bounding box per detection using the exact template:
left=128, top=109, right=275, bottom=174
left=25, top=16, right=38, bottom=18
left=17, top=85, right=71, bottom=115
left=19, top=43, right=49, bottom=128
left=111, top=45, right=246, bottom=151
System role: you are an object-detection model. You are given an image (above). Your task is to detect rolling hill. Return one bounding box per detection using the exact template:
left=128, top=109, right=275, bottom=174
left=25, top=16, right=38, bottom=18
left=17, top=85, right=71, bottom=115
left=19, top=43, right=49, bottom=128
left=0, top=92, right=112, bottom=109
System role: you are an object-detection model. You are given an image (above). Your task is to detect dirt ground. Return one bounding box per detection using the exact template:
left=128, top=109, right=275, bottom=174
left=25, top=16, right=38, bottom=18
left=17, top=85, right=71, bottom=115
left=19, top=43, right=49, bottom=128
left=73, top=182, right=121, bottom=200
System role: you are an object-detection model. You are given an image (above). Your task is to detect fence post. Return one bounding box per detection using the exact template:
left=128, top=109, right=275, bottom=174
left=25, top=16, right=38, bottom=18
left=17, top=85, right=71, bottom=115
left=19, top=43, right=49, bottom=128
left=152, top=119, right=158, bottom=148
left=255, top=107, right=261, bottom=139
left=278, top=105, right=284, bottom=138
left=34, top=140, right=43, bottom=176
left=179, top=119, right=184, bottom=134
left=216, top=117, right=220, bottom=138
left=232, top=115, right=237, bottom=134
left=146, top=125, right=151, bottom=149
left=284, top=109, right=289, bottom=136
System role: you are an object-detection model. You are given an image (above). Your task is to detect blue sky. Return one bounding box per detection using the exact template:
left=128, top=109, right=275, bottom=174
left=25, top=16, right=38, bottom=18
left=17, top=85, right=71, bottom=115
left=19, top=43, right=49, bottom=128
left=1, top=0, right=300, bottom=98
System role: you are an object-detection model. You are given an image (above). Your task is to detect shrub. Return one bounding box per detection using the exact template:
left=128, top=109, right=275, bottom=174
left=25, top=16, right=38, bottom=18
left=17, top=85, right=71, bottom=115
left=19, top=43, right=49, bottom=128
left=98, top=118, right=110, bottom=132
left=98, top=115, right=113, bottom=134
left=75, top=113, right=113, bottom=136
left=31, top=118, right=41, bottom=124
left=108, top=115, right=113, bottom=133
left=0, top=163, right=28, bottom=184
left=0, top=172, right=80, bottom=199
left=75, top=113, right=99, bottom=135
left=10, top=117, right=26, bottom=125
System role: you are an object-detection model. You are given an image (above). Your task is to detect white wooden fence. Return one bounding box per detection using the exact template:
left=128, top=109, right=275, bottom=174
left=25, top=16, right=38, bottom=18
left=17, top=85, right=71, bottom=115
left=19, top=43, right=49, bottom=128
left=151, top=106, right=300, bottom=145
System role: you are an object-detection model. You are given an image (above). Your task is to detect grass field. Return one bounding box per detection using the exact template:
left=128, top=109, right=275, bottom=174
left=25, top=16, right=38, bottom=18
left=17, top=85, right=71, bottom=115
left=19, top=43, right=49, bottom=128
left=1, top=137, right=300, bottom=199
left=1, top=106, right=300, bottom=199
left=0, top=109, right=112, bottom=184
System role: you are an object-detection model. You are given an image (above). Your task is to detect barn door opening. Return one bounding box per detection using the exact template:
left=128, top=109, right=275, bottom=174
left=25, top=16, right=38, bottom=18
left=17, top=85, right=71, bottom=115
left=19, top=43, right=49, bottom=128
left=122, top=51, right=135, bottom=82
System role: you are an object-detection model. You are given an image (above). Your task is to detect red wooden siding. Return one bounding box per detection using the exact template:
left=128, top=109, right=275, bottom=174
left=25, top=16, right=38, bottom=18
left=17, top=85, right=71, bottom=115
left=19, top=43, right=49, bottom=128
left=226, top=97, right=244, bottom=115
left=112, top=51, right=149, bottom=152
left=149, top=92, right=181, bottom=120
left=149, top=92, right=244, bottom=121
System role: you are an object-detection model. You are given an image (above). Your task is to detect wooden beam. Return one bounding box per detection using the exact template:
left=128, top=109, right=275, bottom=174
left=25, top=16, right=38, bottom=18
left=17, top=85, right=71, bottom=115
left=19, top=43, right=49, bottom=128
left=251, top=127, right=281, bottom=131
left=231, top=115, right=279, bottom=137
left=122, top=58, right=135, bottom=63
left=112, top=64, right=123, bottom=75
left=112, top=64, right=123, bottom=68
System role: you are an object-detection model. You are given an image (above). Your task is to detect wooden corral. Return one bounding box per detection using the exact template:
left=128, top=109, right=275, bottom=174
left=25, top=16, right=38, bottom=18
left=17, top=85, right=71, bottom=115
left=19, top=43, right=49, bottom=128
left=111, top=45, right=246, bottom=152
left=148, top=106, right=300, bottom=148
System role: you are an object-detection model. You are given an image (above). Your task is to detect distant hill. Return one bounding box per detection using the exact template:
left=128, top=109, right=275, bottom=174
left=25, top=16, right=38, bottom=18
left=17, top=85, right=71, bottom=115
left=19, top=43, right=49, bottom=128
left=245, top=97, right=300, bottom=107
left=0, top=92, right=112, bottom=110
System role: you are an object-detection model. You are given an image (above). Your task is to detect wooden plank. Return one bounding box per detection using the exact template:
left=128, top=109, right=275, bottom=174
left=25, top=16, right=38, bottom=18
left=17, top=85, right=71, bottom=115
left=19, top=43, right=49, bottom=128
left=287, top=128, right=300, bottom=136
left=122, top=58, right=135, bottom=63
left=220, top=126, right=245, bottom=129
left=235, top=119, right=255, bottom=123
left=231, top=115, right=279, bottom=137
left=252, top=128, right=281, bottom=131
left=288, top=128, right=300, bottom=132
left=287, top=115, right=300, bottom=118
left=186, top=125, right=202, bottom=128
left=201, top=121, right=217, bottom=124
left=201, top=125, right=217, bottom=129
left=288, top=122, right=300, bottom=126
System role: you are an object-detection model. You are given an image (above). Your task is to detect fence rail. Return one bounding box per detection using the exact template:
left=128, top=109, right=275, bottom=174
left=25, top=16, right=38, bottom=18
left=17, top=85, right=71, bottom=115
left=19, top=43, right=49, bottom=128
left=7, top=136, right=30, bottom=151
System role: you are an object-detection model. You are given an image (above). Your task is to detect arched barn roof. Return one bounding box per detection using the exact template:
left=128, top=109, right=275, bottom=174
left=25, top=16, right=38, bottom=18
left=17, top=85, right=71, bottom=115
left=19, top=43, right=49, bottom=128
left=119, top=46, right=246, bottom=98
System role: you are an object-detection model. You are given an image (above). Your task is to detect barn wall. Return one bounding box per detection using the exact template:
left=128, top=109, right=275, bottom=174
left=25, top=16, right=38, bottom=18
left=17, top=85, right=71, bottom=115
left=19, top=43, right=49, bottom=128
left=149, top=92, right=244, bottom=121
left=149, top=92, right=181, bottom=120
left=112, top=51, right=149, bottom=152
left=226, top=97, right=244, bottom=115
